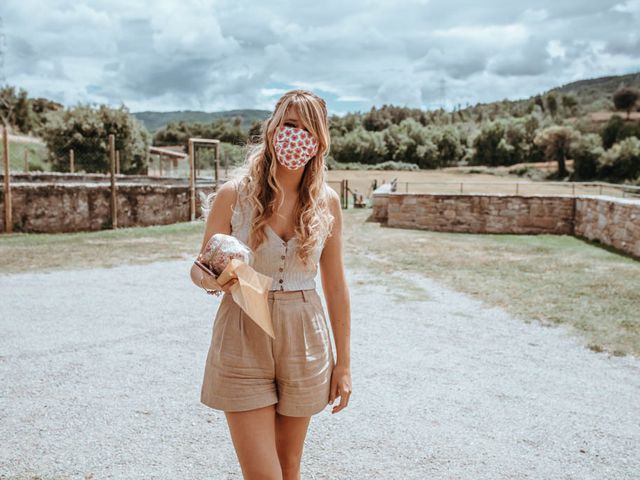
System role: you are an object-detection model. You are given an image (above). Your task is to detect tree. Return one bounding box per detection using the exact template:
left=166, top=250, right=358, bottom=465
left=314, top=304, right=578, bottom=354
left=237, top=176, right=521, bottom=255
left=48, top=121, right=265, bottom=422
left=0, top=85, right=15, bottom=127
left=598, top=136, right=640, bottom=182
left=434, top=126, right=464, bottom=166
left=533, top=126, right=579, bottom=177
left=153, top=118, right=247, bottom=147
left=571, top=134, right=604, bottom=180
left=613, top=87, right=639, bottom=119
left=561, top=94, right=579, bottom=116
left=601, top=115, right=640, bottom=149
left=331, top=126, right=386, bottom=165
left=41, top=104, right=151, bottom=174
left=545, top=93, right=558, bottom=117
left=0, top=85, right=62, bottom=132
left=248, top=120, right=263, bottom=143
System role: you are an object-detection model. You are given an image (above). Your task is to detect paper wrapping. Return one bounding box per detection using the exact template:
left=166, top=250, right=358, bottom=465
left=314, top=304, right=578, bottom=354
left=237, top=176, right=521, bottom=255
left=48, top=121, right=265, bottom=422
left=217, top=258, right=275, bottom=339
left=202, top=233, right=275, bottom=339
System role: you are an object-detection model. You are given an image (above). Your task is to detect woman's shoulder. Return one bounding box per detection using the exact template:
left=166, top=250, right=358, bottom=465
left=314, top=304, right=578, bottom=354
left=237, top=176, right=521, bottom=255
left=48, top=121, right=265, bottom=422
left=321, top=182, right=340, bottom=206
left=220, top=175, right=248, bottom=199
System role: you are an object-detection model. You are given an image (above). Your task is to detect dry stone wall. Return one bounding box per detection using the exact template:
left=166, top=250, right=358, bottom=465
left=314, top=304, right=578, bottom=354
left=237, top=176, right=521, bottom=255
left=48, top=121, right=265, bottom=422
left=575, top=196, right=640, bottom=258
left=371, top=192, right=640, bottom=259
left=0, top=183, right=215, bottom=233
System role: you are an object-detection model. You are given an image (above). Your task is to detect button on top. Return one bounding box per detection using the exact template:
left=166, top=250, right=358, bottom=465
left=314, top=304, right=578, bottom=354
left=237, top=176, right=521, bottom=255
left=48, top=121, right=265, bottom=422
left=279, top=279, right=283, bottom=283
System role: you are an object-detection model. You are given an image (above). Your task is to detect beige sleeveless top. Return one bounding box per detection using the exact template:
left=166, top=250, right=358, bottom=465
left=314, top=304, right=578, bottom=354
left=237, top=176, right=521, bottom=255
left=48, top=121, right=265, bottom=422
left=230, top=178, right=330, bottom=292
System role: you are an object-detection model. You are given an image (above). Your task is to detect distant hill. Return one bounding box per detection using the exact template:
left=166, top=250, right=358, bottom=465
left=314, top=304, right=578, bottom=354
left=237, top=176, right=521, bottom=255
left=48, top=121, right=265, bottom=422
left=548, top=72, right=640, bottom=112
left=132, top=109, right=271, bottom=132
left=456, top=71, right=640, bottom=117
left=132, top=73, right=640, bottom=133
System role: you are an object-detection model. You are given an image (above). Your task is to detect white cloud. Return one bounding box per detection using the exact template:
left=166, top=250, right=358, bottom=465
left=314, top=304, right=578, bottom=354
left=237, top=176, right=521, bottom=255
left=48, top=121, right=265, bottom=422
left=2, top=0, right=639, bottom=114
left=612, top=0, right=640, bottom=15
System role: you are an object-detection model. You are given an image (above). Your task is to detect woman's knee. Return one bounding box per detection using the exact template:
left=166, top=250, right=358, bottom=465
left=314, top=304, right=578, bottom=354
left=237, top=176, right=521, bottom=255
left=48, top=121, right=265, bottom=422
left=277, top=451, right=302, bottom=475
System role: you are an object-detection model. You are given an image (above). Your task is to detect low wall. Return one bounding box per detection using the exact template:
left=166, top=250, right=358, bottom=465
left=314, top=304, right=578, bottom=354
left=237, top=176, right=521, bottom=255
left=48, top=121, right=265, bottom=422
left=370, top=182, right=395, bottom=222
left=372, top=192, right=640, bottom=259
left=386, top=193, right=576, bottom=234
left=575, top=196, right=640, bottom=258
left=0, top=183, right=215, bottom=233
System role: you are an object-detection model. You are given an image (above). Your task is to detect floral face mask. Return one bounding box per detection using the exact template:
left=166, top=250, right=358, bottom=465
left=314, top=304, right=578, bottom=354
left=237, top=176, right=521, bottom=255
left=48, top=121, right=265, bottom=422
left=273, top=125, right=319, bottom=170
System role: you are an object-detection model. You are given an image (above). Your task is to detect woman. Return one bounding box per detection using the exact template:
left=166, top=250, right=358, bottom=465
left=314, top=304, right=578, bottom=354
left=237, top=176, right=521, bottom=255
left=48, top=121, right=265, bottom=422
left=190, top=89, right=352, bottom=480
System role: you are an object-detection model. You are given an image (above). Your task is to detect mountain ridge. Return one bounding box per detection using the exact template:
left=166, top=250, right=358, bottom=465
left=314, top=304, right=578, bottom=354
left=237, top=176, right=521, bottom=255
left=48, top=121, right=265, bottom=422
left=132, top=109, right=271, bottom=132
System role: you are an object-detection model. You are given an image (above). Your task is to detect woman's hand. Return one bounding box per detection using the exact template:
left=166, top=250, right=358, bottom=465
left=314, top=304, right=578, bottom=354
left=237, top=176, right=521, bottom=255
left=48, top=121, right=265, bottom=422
left=328, top=364, right=352, bottom=414
left=194, top=253, right=238, bottom=294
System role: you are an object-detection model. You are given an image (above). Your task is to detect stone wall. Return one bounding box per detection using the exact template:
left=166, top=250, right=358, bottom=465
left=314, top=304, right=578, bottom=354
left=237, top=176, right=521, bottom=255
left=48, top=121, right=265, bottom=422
left=0, top=183, right=215, bottom=233
left=371, top=192, right=640, bottom=258
left=386, top=193, right=576, bottom=234
left=575, top=196, right=640, bottom=258
left=371, top=183, right=394, bottom=222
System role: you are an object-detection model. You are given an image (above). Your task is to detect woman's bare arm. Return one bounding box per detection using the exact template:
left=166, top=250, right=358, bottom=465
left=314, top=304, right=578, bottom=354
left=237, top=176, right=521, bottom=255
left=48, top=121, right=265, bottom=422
left=319, top=187, right=352, bottom=413
left=319, top=188, right=351, bottom=369
left=189, top=180, right=238, bottom=292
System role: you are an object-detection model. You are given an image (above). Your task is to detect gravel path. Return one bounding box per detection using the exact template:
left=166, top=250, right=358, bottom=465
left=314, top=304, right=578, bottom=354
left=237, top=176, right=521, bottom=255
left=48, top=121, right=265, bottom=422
left=1, top=259, right=639, bottom=479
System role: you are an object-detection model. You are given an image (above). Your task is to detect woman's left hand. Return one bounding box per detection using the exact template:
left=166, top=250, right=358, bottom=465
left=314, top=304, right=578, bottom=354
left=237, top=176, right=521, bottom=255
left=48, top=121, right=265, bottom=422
left=329, top=364, right=352, bottom=414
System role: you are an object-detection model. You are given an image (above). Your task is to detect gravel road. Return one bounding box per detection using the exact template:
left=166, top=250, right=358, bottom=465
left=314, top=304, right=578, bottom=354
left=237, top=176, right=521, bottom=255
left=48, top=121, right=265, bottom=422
left=1, top=259, right=639, bottom=479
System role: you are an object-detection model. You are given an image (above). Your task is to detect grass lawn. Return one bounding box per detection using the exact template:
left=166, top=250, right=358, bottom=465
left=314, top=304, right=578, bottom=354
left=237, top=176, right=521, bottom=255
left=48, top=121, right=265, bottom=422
left=1, top=207, right=638, bottom=357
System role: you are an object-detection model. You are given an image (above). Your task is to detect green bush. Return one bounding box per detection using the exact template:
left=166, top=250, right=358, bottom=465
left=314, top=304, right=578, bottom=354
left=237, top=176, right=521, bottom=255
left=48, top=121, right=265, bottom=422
left=154, top=118, right=247, bottom=147
left=571, top=134, right=604, bottom=180
left=534, top=125, right=580, bottom=177
left=598, top=136, right=640, bottom=182
left=601, top=115, right=640, bottom=149
left=41, top=104, right=151, bottom=174
left=325, top=157, right=418, bottom=171
left=330, top=126, right=387, bottom=165
left=470, top=115, right=544, bottom=166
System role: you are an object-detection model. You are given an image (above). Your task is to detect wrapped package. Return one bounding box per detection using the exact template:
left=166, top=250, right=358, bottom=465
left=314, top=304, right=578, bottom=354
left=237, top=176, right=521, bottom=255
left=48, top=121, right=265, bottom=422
left=201, top=233, right=254, bottom=276
left=199, top=233, right=275, bottom=339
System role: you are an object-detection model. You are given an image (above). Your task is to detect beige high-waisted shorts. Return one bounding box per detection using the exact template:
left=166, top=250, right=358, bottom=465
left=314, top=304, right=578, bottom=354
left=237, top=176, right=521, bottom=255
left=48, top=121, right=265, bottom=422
left=200, top=288, right=335, bottom=417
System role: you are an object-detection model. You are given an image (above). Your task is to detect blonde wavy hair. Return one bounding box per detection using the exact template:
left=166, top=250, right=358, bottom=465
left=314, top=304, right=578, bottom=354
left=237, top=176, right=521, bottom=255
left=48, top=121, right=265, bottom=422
left=203, top=89, right=335, bottom=267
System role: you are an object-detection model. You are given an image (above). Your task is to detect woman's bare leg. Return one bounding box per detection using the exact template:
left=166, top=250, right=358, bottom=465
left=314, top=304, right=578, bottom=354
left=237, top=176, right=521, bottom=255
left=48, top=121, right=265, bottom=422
left=225, top=404, right=282, bottom=480
left=274, top=412, right=312, bottom=480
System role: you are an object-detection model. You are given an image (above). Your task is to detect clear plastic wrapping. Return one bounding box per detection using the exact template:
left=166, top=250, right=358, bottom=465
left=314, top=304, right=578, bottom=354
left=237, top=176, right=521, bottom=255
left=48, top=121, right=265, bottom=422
left=201, top=233, right=254, bottom=276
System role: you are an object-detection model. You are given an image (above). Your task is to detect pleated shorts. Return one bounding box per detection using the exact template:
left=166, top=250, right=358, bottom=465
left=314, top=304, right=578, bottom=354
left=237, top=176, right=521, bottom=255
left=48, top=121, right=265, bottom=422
left=200, top=288, right=335, bottom=417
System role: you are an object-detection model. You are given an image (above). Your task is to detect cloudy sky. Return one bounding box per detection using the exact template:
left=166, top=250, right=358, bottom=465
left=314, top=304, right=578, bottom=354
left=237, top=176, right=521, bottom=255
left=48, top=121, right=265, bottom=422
left=2, top=0, right=640, bottom=114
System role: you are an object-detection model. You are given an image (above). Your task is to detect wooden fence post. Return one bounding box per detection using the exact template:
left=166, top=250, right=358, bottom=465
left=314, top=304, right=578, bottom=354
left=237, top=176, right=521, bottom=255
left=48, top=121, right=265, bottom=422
left=188, top=139, right=195, bottom=221
left=2, top=126, right=12, bottom=233
left=215, top=141, right=220, bottom=188
left=109, top=134, right=117, bottom=229
left=24, top=149, right=28, bottom=172
left=345, top=179, right=349, bottom=208
left=69, top=149, right=75, bottom=173
left=116, top=150, right=120, bottom=175
left=195, top=147, right=199, bottom=178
